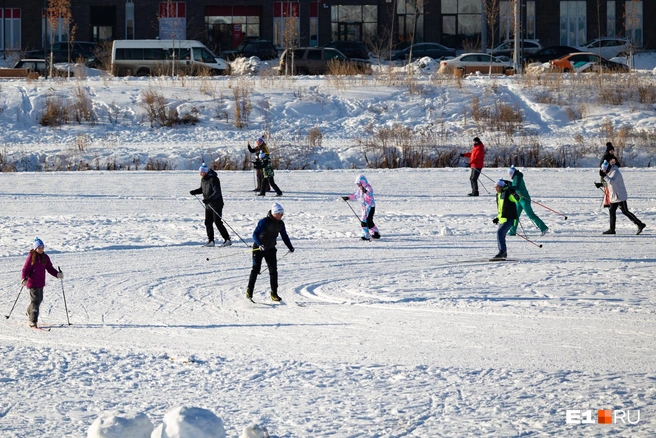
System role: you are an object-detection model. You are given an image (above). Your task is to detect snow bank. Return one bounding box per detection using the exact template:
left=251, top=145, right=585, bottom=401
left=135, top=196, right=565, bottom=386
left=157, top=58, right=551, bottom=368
left=151, top=406, right=226, bottom=438
left=240, top=424, right=270, bottom=438
left=87, top=412, right=153, bottom=438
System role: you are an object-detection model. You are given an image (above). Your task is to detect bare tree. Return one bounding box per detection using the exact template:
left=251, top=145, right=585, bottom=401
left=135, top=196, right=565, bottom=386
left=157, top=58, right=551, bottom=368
left=281, top=16, right=299, bottom=75
left=47, top=0, right=74, bottom=77
left=405, top=0, right=426, bottom=66
left=623, top=0, right=641, bottom=71
left=485, top=0, right=500, bottom=77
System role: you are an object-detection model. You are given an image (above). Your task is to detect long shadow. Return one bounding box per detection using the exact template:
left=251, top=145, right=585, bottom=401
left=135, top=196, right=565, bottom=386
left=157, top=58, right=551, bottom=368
left=42, top=322, right=348, bottom=330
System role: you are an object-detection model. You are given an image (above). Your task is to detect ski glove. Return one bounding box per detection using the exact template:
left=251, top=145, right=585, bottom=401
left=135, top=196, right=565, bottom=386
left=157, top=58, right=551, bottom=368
left=459, top=153, right=465, bottom=157
left=21, top=278, right=27, bottom=286
left=599, top=169, right=606, bottom=177
left=202, top=199, right=210, bottom=204
left=492, top=217, right=499, bottom=224
left=289, top=247, right=295, bottom=253
left=189, top=190, right=194, bottom=195
left=341, top=196, right=349, bottom=201
left=594, top=182, right=604, bottom=189
left=259, top=245, right=266, bottom=252
left=57, top=272, right=64, bottom=279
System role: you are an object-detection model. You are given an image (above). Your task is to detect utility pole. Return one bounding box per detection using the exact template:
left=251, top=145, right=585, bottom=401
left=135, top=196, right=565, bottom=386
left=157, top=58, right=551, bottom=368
left=513, top=0, right=520, bottom=74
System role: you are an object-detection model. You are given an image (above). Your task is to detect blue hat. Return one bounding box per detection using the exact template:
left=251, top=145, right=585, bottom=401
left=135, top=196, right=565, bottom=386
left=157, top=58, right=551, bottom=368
left=199, top=163, right=209, bottom=173
left=33, top=238, right=44, bottom=250
left=256, top=137, right=265, bottom=146
left=508, top=165, right=516, bottom=177
left=495, top=179, right=505, bottom=188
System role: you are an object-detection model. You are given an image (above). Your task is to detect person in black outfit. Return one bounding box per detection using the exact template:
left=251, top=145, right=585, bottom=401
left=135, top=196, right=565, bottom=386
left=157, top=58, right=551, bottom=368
left=246, top=203, right=294, bottom=302
left=190, top=163, right=231, bottom=247
left=247, top=137, right=270, bottom=193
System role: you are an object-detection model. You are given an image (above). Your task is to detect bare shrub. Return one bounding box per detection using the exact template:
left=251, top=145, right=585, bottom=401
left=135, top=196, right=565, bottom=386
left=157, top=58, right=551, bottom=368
left=40, top=96, right=70, bottom=126
left=145, top=158, right=176, bottom=170
left=232, top=82, right=252, bottom=128
left=139, top=88, right=194, bottom=127
left=307, top=126, right=323, bottom=148
left=75, top=134, right=90, bottom=152
left=72, top=86, right=96, bottom=124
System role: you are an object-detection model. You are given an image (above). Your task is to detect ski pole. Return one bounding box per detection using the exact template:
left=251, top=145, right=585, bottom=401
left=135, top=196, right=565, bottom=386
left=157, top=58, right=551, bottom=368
left=4, top=284, right=24, bottom=319
left=194, top=195, right=250, bottom=247
left=527, top=198, right=567, bottom=220
left=58, top=267, right=71, bottom=325
left=261, top=250, right=292, bottom=273
left=515, top=232, right=543, bottom=248
left=471, top=168, right=491, bottom=194
left=342, top=197, right=362, bottom=222
left=206, top=247, right=260, bottom=261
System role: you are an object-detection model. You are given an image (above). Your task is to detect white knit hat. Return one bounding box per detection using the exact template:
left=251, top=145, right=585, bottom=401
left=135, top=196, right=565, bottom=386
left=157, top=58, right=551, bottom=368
left=496, top=179, right=505, bottom=187
left=33, top=237, right=44, bottom=249
left=508, top=165, right=516, bottom=177
left=271, top=203, right=284, bottom=215
left=199, top=163, right=209, bottom=173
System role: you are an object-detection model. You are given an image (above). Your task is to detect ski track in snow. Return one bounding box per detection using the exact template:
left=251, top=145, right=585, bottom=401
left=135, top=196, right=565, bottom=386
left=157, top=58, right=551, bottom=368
left=0, top=169, right=655, bottom=436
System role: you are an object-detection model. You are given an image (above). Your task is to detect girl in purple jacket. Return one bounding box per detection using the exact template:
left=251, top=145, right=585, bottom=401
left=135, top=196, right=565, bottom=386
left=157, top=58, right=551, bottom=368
left=21, top=238, right=63, bottom=328
left=342, top=174, right=381, bottom=241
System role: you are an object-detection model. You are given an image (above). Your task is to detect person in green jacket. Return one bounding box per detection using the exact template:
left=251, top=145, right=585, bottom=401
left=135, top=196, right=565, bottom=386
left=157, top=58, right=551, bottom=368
left=507, top=166, right=548, bottom=237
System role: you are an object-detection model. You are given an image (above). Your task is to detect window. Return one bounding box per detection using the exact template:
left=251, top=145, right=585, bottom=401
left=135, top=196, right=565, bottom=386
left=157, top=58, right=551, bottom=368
left=330, top=5, right=377, bottom=42
left=306, top=49, right=321, bottom=60
left=500, top=1, right=535, bottom=41
left=159, top=2, right=186, bottom=39
left=560, top=1, right=586, bottom=46
left=1, top=9, right=21, bottom=51
left=625, top=1, right=643, bottom=47
left=526, top=1, right=535, bottom=39
left=441, top=0, right=482, bottom=49
left=274, top=2, right=299, bottom=47
left=397, top=0, right=424, bottom=44
left=205, top=6, right=261, bottom=52
left=126, top=1, right=135, bottom=39
left=42, top=9, right=68, bottom=47
left=606, top=1, right=615, bottom=37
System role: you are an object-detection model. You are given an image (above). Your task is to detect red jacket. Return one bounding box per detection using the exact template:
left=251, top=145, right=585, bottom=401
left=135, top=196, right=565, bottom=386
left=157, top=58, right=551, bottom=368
left=464, top=143, right=485, bottom=168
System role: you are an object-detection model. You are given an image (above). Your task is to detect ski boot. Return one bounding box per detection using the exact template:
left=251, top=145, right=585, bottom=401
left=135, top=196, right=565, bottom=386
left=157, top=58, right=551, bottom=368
left=270, top=291, right=282, bottom=302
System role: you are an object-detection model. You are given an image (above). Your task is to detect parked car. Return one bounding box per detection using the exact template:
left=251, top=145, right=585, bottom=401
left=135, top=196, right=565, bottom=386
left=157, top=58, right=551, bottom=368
left=278, top=47, right=371, bottom=75
left=438, top=53, right=514, bottom=74
left=25, top=41, right=98, bottom=66
left=13, top=58, right=49, bottom=77
left=550, top=52, right=629, bottom=73
left=390, top=43, right=455, bottom=63
left=323, top=41, right=370, bottom=60
left=574, top=37, right=630, bottom=59
left=524, top=46, right=581, bottom=64
left=219, top=40, right=279, bottom=61
left=486, top=39, right=543, bottom=58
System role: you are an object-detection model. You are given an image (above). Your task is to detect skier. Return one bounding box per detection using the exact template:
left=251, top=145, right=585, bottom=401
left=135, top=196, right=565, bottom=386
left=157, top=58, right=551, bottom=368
left=507, top=166, right=549, bottom=236
left=599, top=159, right=646, bottom=235
left=342, top=174, right=380, bottom=241
left=21, top=238, right=63, bottom=328
left=246, top=203, right=295, bottom=302
left=595, top=142, right=620, bottom=207
left=460, top=137, right=485, bottom=196
left=247, top=137, right=270, bottom=193
left=190, top=163, right=232, bottom=247
left=253, top=152, right=283, bottom=197
left=492, top=179, right=519, bottom=260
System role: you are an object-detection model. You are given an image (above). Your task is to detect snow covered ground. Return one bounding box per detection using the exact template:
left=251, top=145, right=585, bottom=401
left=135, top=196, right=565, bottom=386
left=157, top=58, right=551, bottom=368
left=0, top=168, right=655, bottom=436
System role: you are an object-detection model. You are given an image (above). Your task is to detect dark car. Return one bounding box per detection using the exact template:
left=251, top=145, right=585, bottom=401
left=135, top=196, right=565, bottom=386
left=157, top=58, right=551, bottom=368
left=390, top=43, right=456, bottom=62
left=219, top=40, right=279, bottom=61
left=524, top=46, right=581, bottom=64
left=13, top=58, right=49, bottom=77
left=25, top=41, right=98, bottom=66
left=322, top=41, right=370, bottom=60
left=278, top=47, right=371, bottom=75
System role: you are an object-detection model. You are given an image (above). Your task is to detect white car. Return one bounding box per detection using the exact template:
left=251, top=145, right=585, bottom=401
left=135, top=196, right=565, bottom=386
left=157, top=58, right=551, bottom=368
left=438, top=53, right=514, bottom=74
left=574, top=38, right=630, bottom=59
left=486, top=39, right=543, bottom=57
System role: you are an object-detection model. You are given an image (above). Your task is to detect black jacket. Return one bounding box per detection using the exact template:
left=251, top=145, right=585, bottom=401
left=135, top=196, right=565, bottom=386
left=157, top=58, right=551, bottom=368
left=252, top=212, right=293, bottom=250
left=190, top=169, right=224, bottom=208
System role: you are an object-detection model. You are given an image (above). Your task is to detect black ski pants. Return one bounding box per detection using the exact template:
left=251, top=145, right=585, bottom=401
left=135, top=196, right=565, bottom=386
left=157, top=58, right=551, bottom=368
left=259, top=176, right=282, bottom=196
left=247, top=247, right=278, bottom=293
left=470, top=168, right=482, bottom=194
left=205, top=204, right=230, bottom=242
left=609, top=201, right=643, bottom=231
left=27, top=287, right=44, bottom=325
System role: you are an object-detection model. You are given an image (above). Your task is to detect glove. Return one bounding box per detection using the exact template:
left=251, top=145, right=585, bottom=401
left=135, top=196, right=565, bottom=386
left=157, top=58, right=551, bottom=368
left=594, top=182, right=603, bottom=189
left=21, top=278, right=27, bottom=286
left=289, top=247, right=295, bottom=253
left=459, top=153, right=465, bottom=157
left=341, top=196, right=349, bottom=201
left=493, top=217, right=499, bottom=224
left=57, top=272, right=64, bottom=279
left=599, top=169, right=606, bottom=177
left=202, top=199, right=210, bottom=204
left=189, top=190, right=195, bottom=195
left=259, top=245, right=266, bottom=252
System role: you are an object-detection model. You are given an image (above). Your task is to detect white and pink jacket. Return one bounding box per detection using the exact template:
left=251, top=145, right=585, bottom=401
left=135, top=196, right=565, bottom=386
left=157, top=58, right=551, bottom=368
left=347, top=174, right=375, bottom=221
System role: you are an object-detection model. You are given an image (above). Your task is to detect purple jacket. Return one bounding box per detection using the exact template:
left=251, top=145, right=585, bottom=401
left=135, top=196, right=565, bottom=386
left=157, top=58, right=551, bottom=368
left=22, top=252, right=59, bottom=289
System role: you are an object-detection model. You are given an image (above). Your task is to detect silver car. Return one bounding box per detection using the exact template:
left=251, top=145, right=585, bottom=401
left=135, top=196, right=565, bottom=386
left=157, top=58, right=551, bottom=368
left=575, top=38, right=630, bottom=59
left=438, top=53, right=514, bottom=75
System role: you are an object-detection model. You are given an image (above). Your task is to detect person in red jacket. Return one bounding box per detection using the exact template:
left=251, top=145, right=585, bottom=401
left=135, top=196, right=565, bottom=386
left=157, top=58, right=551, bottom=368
left=21, top=238, right=63, bottom=328
left=460, top=137, right=485, bottom=196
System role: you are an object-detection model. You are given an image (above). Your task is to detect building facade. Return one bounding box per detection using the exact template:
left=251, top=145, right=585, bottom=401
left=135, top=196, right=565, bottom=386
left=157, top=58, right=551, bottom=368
left=0, top=1, right=652, bottom=56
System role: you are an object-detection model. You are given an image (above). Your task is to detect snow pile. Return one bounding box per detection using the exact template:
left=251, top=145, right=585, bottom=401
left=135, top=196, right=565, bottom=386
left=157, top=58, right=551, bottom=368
left=87, top=412, right=153, bottom=438
left=229, top=57, right=264, bottom=76
left=240, top=424, right=270, bottom=438
left=407, top=56, right=439, bottom=74
left=151, top=406, right=226, bottom=438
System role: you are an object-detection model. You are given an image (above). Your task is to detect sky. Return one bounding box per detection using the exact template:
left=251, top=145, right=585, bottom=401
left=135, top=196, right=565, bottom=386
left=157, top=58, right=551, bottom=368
left=0, top=55, right=655, bottom=437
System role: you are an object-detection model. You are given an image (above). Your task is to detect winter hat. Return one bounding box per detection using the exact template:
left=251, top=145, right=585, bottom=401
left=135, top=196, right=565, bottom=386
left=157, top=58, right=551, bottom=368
left=495, top=179, right=505, bottom=188
left=33, top=237, right=44, bottom=250
left=355, top=174, right=367, bottom=186
left=199, top=163, right=209, bottom=173
left=601, top=160, right=609, bottom=171
left=606, top=142, right=615, bottom=152
left=271, top=203, right=284, bottom=215
left=508, top=165, right=516, bottom=177
left=473, top=137, right=481, bottom=144
left=256, top=137, right=265, bottom=146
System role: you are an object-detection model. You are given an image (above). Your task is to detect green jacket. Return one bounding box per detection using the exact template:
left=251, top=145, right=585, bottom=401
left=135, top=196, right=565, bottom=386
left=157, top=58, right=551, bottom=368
left=510, top=170, right=529, bottom=199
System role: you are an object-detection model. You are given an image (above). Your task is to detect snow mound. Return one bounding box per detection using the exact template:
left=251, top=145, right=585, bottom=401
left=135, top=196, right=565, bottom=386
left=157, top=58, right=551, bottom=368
left=407, top=56, right=439, bottom=75
left=230, top=57, right=263, bottom=76
left=87, top=412, right=153, bottom=438
left=240, top=424, right=270, bottom=438
left=440, top=227, right=454, bottom=236
left=151, top=406, right=226, bottom=438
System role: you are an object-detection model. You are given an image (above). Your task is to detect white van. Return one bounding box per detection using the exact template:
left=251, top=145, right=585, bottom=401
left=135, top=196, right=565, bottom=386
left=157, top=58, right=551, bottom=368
left=111, top=40, right=229, bottom=77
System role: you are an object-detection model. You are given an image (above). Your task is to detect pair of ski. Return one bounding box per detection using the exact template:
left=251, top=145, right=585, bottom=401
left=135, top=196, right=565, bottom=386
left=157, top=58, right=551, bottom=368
left=248, top=298, right=283, bottom=306
left=451, top=258, right=517, bottom=264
